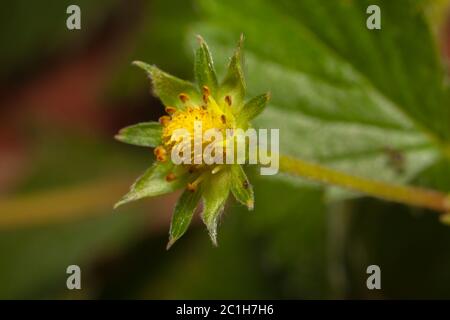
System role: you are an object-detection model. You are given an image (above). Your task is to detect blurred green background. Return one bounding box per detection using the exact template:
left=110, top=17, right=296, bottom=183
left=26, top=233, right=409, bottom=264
left=0, top=0, right=450, bottom=299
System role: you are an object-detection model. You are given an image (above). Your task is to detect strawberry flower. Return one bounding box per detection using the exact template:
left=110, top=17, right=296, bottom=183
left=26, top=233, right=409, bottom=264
left=115, top=36, right=269, bottom=248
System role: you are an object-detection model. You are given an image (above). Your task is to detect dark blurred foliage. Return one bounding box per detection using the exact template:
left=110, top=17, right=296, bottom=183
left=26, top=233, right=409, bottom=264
left=0, top=0, right=449, bottom=299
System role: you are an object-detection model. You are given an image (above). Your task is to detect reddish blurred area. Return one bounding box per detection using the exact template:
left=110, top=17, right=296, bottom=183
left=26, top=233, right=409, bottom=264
left=444, top=7, right=450, bottom=60
left=0, top=0, right=162, bottom=193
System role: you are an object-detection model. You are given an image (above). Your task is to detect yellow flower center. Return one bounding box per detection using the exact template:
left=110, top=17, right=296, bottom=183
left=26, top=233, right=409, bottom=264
left=163, top=106, right=226, bottom=150
left=157, top=91, right=236, bottom=166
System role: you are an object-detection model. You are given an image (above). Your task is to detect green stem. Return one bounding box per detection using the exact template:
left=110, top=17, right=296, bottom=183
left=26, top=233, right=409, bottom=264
left=279, top=154, right=450, bottom=213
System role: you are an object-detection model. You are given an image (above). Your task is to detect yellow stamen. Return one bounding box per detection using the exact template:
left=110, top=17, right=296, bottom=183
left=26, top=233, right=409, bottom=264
left=154, top=146, right=167, bottom=162
left=187, top=174, right=205, bottom=192
left=159, top=115, right=171, bottom=126
left=165, top=106, right=177, bottom=115
left=225, top=95, right=232, bottom=106
left=202, top=86, right=210, bottom=103
left=165, top=172, right=177, bottom=182
left=179, top=93, right=190, bottom=103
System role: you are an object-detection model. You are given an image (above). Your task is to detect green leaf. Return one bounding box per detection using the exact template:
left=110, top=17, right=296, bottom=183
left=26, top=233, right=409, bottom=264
left=230, top=165, right=254, bottom=210
left=201, top=170, right=231, bottom=245
left=237, top=93, right=270, bottom=125
left=115, top=162, right=188, bottom=208
left=115, top=122, right=162, bottom=147
left=194, top=36, right=219, bottom=95
left=167, top=188, right=202, bottom=249
left=133, top=61, right=201, bottom=108
left=219, top=36, right=246, bottom=107
left=195, top=0, right=450, bottom=195
left=413, top=158, right=450, bottom=192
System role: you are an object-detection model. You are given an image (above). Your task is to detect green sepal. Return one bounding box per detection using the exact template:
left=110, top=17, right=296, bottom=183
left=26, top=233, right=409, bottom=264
left=114, top=162, right=189, bottom=209
left=201, top=170, right=231, bottom=246
left=133, top=61, right=202, bottom=108
left=236, top=92, right=270, bottom=126
left=115, top=122, right=162, bottom=147
left=167, top=188, right=202, bottom=249
left=219, top=35, right=246, bottom=108
left=230, top=165, right=254, bottom=210
left=194, top=36, right=219, bottom=96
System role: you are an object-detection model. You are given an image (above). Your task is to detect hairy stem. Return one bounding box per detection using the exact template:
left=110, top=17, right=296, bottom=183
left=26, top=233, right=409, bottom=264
left=279, top=155, right=450, bottom=213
